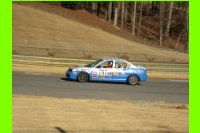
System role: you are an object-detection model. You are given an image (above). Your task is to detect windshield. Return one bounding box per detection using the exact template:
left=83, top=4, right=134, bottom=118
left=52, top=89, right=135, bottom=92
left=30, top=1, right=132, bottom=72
left=85, top=59, right=103, bottom=67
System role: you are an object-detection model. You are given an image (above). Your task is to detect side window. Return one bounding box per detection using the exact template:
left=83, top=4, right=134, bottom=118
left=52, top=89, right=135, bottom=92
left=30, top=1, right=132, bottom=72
left=96, top=61, right=113, bottom=68
left=115, top=61, right=128, bottom=68
left=121, top=61, right=128, bottom=68
left=115, top=61, right=121, bottom=68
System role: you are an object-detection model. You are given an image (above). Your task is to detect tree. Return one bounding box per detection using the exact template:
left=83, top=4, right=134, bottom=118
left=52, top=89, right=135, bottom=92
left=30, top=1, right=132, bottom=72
left=159, top=2, right=164, bottom=47
left=114, top=2, right=120, bottom=26
left=164, top=2, right=174, bottom=38
left=124, top=2, right=128, bottom=23
left=175, top=29, right=183, bottom=49
left=132, top=2, right=137, bottom=36
left=108, top=2, right=112, bottom=22
left=138, top=2, right=143, bottom=36
left=183, top=3, right=188, bottom=52
left=151, top=2, right=160, bottom=15
left=96, top=2, right=101, bottom=16
left=92, top=2, right=96, bottom=13
left=104, top=3, right=108, bottom=21
left=121, top=2, right=125, bottom=28
left=59, top=2, right=189, bottom=51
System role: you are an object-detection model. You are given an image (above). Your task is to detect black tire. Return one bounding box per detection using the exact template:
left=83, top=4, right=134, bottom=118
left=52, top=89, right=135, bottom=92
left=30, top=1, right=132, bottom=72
left=77, top=72, right=88, bottom=83
left=128, top=75, right=139, bottom=85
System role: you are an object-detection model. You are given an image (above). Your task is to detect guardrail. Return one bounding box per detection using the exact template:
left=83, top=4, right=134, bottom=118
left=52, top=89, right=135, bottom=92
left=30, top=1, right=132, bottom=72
left=13, top=55, right=188, bottom=72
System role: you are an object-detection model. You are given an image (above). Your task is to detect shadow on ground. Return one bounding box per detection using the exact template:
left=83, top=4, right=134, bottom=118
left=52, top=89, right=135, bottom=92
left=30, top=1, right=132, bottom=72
left=54, top=127, right=67, bottom=133
left=60, top=77, right=141, bottom=86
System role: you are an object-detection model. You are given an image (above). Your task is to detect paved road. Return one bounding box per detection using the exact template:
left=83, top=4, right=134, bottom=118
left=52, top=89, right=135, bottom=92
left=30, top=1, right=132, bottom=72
left=13, top=72, right=188, bottom=104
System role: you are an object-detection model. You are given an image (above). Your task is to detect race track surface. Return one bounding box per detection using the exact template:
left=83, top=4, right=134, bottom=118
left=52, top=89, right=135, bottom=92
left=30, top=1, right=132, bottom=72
left=13, top=72, right=188, bottom=104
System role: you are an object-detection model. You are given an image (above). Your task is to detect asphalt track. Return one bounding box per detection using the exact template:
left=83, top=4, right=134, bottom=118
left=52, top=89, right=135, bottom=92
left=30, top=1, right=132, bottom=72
left=13, top=72, right=188, bottom=104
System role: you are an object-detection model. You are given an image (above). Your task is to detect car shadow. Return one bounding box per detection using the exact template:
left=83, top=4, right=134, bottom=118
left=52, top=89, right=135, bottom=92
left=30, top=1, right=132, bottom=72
left=60, top=77, right=141, bottom=86
left=60, top=77, right=69, bottom=81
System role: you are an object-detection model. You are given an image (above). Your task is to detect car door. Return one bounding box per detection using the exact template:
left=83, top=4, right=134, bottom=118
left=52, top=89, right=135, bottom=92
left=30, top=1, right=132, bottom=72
left=91, top=60, right=113, bottom=81
left=112, top=60, right=128, bottom=81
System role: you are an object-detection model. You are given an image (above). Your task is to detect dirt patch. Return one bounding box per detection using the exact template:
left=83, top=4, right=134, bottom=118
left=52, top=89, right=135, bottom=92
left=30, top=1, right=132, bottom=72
left=13, top=95, right=188, bottom=133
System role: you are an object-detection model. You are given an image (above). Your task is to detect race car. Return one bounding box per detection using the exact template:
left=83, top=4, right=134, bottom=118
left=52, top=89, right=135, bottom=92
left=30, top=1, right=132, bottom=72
left=66, top=58, right=148, bottom=85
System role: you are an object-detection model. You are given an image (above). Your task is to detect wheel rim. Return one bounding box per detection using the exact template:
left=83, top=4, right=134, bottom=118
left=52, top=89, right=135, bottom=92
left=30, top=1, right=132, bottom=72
left=129, top=76, right=138, bottom=84
left=80, top=74, right=86, bottom=80
left=79, top=73, right=87, bottom=82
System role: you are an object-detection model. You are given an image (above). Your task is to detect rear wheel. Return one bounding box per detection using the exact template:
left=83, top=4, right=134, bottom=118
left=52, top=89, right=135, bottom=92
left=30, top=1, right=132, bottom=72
left=77, top=72, right=88, bottom=83
left=128, top=75, right=139, bottom=85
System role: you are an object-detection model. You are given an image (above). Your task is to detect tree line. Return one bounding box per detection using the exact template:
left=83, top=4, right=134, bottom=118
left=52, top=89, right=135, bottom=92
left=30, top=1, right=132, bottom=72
left=61, top=1, right=189, bottom=52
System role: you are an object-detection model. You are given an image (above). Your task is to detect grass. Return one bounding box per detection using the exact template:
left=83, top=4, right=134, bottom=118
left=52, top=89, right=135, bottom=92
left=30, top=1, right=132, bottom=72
left=12, top=3, right=188, bottom=63
left=13, top=95, right=188, bottom=133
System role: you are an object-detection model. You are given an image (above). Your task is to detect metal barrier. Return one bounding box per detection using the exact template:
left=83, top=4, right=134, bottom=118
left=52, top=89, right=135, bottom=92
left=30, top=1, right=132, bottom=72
left=13, top=55, right=188, bottom=72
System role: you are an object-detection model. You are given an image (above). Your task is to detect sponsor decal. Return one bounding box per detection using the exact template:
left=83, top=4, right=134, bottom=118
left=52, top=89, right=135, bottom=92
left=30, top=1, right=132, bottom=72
left=100, top=71, right=107, bottom=76
left=107, top=72, right=113, bottom=76
left=99, top=75, right=104, bottom=78
left=113, top=72, right=118, bottom=75
left=100, top=71, right=104, bottom=75
left=126, top=69, right=144, bottom=74
left=92, top=73, right=98, bottom=78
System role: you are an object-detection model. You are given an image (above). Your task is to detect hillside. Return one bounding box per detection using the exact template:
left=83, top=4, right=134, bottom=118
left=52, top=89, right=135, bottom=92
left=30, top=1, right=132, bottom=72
left=12, top=2, right=188, bottom=63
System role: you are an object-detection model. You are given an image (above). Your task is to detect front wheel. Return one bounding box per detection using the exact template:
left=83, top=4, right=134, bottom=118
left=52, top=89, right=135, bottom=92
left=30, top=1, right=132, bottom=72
left=128, top=75, right=139, bottom=85
left=77, top=72, right=88, bottom=83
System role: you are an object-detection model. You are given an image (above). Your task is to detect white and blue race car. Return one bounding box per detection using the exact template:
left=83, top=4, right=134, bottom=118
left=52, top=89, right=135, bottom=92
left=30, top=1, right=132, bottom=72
left=66, top=58, right=148, bottom=85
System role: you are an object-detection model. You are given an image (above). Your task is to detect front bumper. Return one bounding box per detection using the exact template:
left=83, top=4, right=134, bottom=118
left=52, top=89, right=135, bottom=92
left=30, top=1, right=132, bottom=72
left=139, top=74, right=148, bottom=81
left=66, top=71, right=77, bottom=80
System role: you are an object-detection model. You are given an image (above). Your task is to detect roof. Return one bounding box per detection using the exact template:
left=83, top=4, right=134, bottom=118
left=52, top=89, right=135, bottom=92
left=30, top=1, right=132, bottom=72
left=101, top=57, right=127, bottom=61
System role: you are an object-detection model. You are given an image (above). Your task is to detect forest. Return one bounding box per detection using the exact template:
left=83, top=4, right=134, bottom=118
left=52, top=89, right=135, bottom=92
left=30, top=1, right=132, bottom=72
left=60, top=1, right=189, bottom=52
